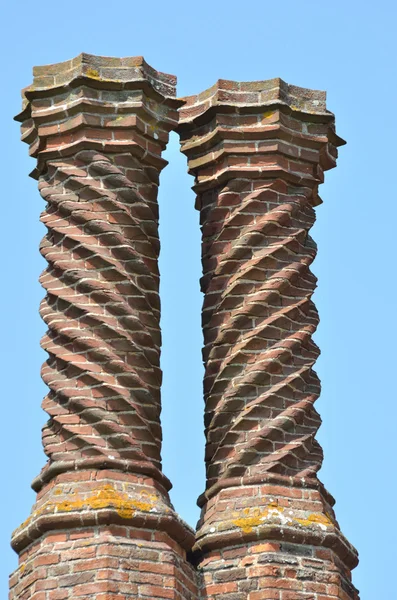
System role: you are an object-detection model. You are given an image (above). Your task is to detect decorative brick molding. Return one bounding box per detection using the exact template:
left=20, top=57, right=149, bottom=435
left=11, top=54, right=198, bottom=600
left=178, top=79, right=359, bottom=599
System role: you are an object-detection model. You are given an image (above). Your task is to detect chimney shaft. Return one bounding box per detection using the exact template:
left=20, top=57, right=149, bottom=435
left=11, top=54, right=197, bottom=600
left=178, top=78, right=359, bottom=600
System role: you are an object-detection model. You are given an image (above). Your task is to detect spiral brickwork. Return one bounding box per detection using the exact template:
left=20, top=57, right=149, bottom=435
left=15, top=53, right=182, bottom=491
left=38, top=150, right=166, bottom=486
left=201, top=178, right=323, bottom=489
left=11, top=65, right=360, bottom=600
left=178, top=78, right=359, bottom=600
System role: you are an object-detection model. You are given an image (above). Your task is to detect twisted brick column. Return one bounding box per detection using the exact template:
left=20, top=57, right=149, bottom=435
left=178, top=80, right=359, bottom=599
left=11, top=55, right=198, bottom=600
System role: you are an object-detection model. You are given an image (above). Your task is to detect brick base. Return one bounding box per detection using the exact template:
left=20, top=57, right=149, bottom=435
left=10, top=471, right=198, bottom=600
left=193, top=479, right=359, bottom=600
left=197, top=541, right=358, bottom=600
left=10, top=528, right=198, bottom=600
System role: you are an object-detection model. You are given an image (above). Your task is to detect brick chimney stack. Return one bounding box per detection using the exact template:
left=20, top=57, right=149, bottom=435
left=12, top=59, right=359, bottom=600
left=178, top=79, right=359, bottom=599
left=11, top=54, right=197, bottom=600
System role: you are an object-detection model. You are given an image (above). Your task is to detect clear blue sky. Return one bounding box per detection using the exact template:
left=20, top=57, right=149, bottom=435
left=1, top=1, right=395, bottom=597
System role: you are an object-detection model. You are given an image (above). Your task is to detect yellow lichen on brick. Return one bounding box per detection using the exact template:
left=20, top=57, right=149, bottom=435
left=145, top=116, right=158, bottom=134
left=86, top=68, right=100, bottom=80
left=232, top=500, right=333, bottom=534
left=295, top=512, right=333, bottom=528
left=14, top=484, right=157, bottom=535
left=232, top=503, right=284, bottom=533
left=52, top=484, right=154, bottom=517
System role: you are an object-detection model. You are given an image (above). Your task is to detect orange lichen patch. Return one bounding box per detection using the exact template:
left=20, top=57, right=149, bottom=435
left=295, top=512, right=333, bottom=528
left=55, top=484, right=156, bottom=517
left=233, top=510, right=266, bottom=534
left=14, top=484, right=157, bottom=534
left=232, top=502, right=283, bottom=534
left=231, top=500, right=333, bottom=534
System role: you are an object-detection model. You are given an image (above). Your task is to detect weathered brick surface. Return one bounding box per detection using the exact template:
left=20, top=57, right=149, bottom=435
left=178, top=79, right=359, bottom=599
left=12, top=54, right=197, bottom=600
left=195, top=537, right=357, bottom=600
left=10, top=472, right=198, bottom=600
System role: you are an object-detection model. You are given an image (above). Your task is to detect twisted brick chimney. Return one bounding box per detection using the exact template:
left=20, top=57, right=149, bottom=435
left=12, top=58, right=359, bottom=600
left=178, top=79, right=359, bottom=599
left=11, top=54, right=197, bottom=600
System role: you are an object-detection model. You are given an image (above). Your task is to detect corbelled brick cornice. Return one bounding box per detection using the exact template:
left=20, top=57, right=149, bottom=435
left=179, top=77, right=345, bottom=202
left=178, top=79, right=359, bottom=600
left=16, top=53, right=181, bottom=179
